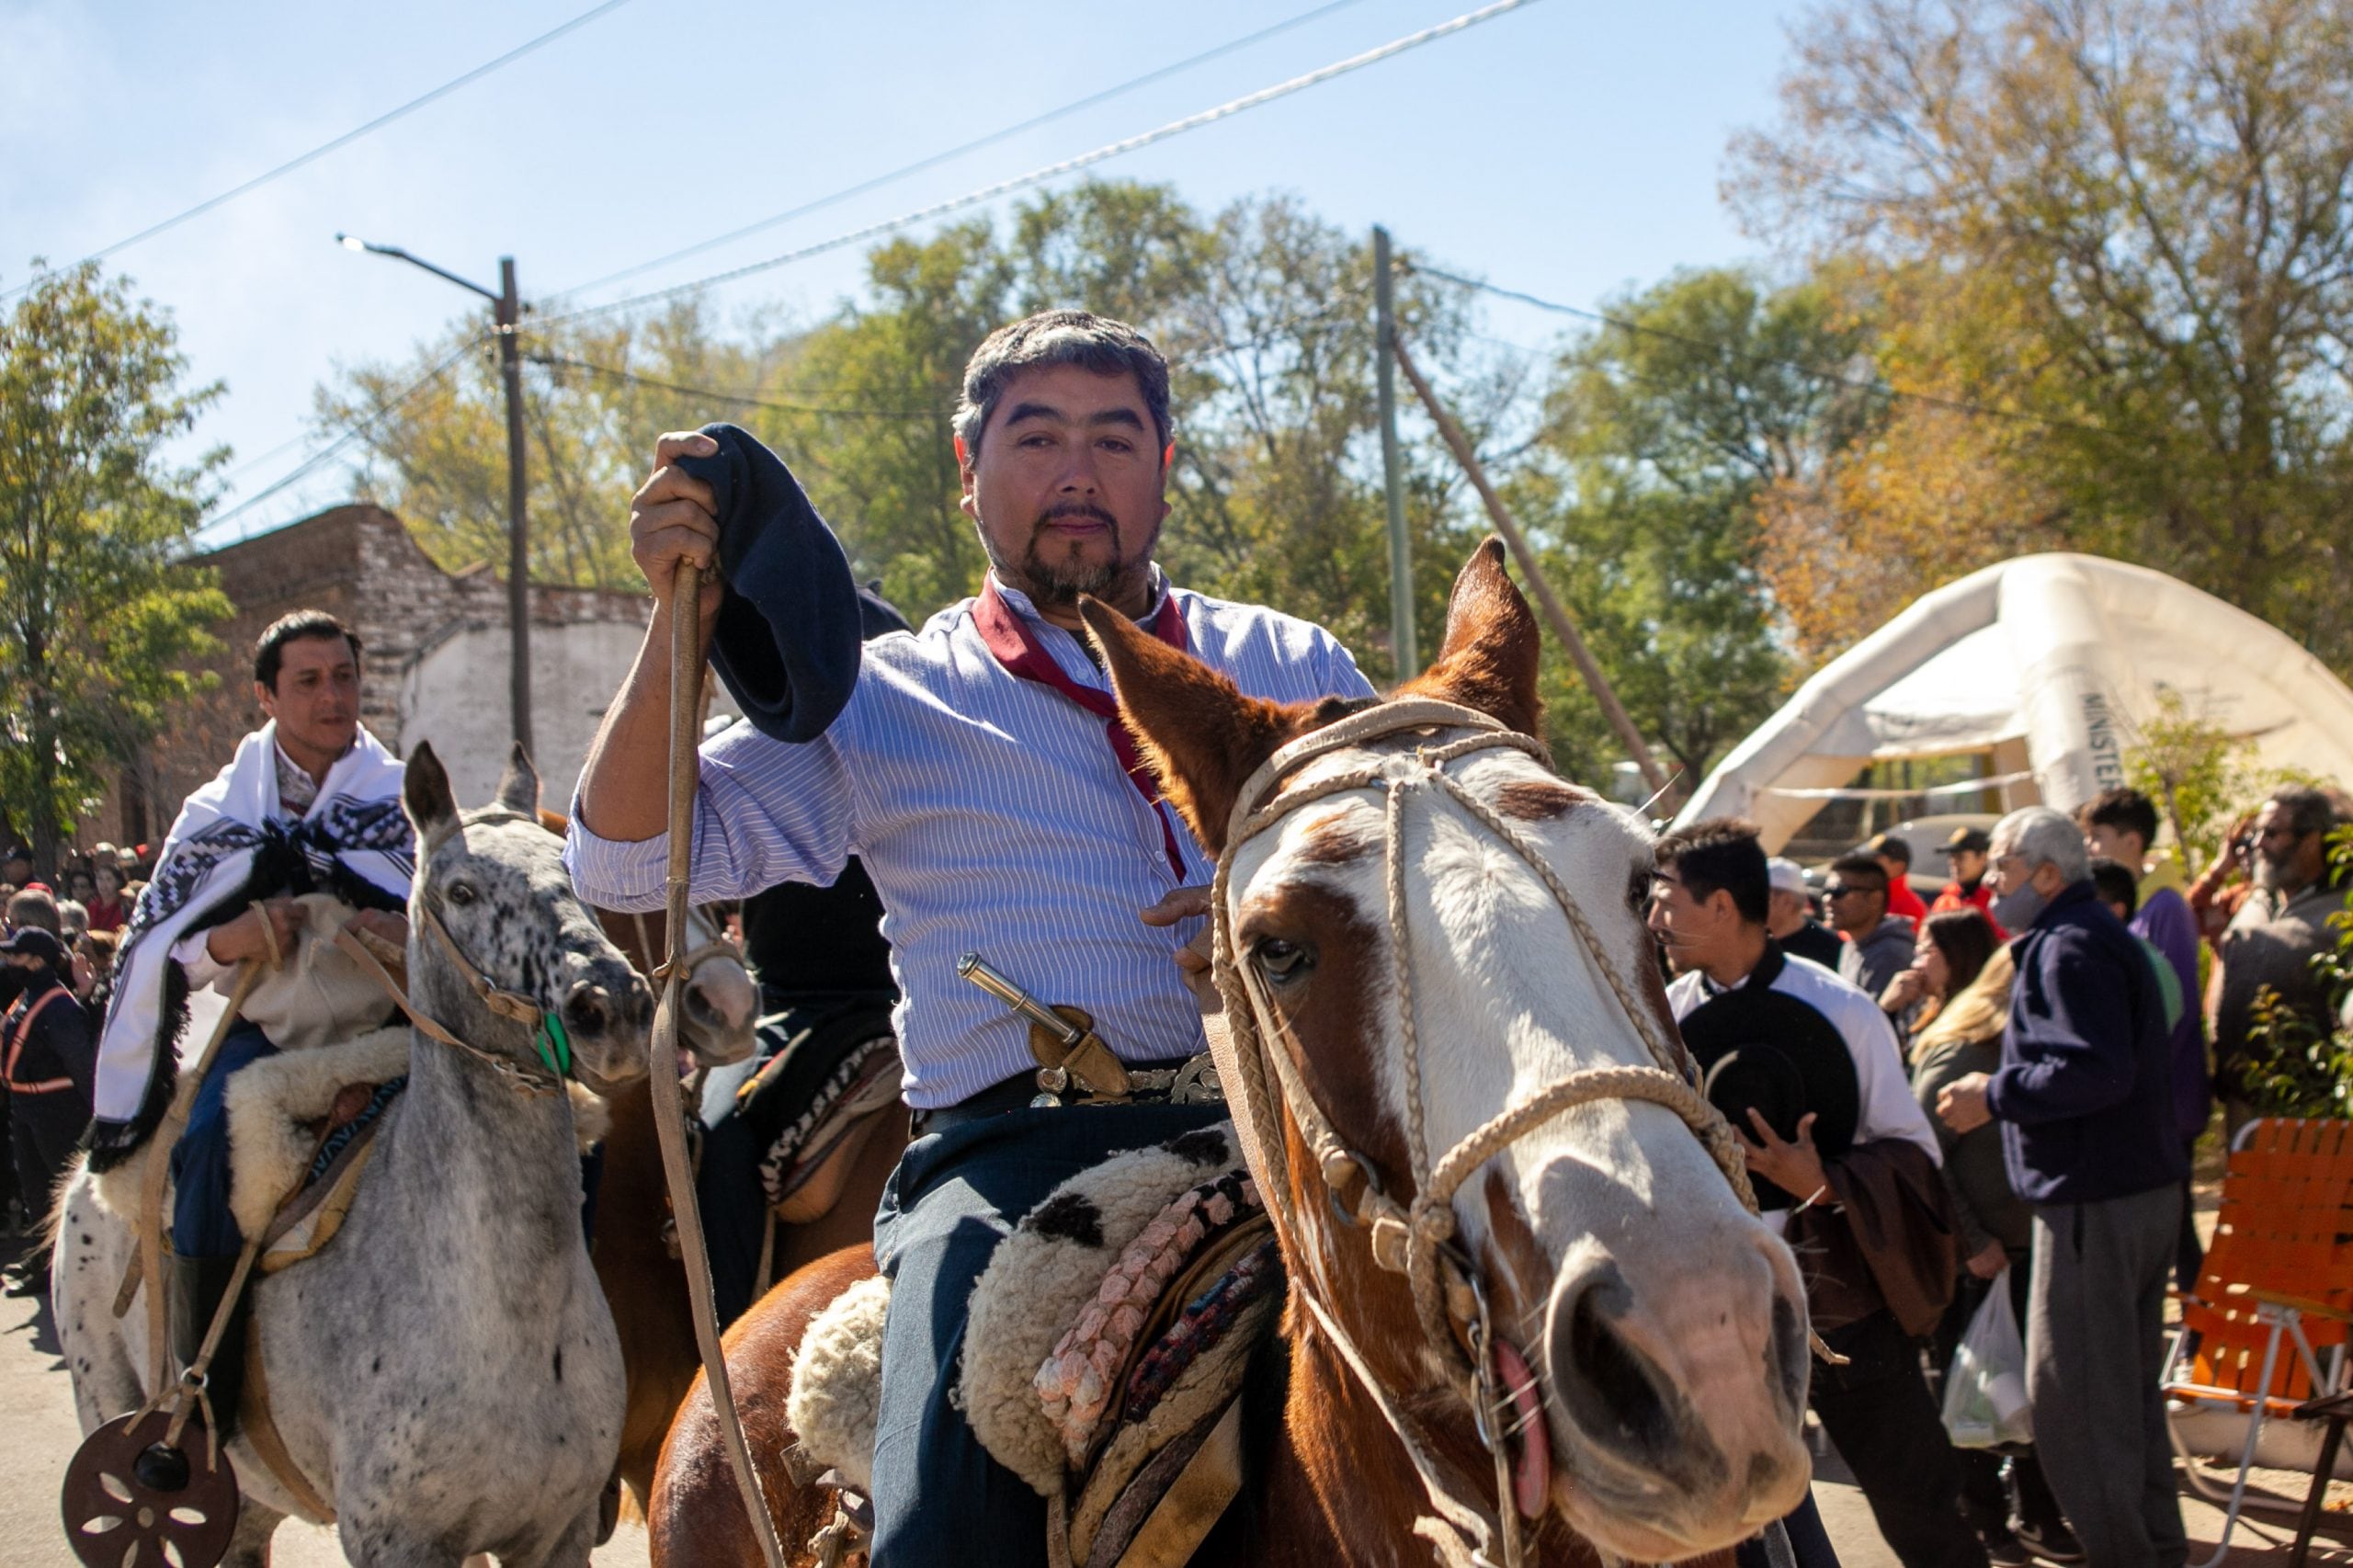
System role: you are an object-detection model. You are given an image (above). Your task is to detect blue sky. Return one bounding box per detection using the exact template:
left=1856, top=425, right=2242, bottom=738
left=5, top=0, right=1807, bottom=541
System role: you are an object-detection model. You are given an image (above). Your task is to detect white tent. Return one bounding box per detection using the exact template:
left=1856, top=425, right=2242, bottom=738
left=1675, top=553, right=2353, bottom=853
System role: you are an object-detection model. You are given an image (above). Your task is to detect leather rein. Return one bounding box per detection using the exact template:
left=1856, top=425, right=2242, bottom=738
left=1208, top=699, right=1758, bottom=1568
left=333, top=809, right=614, bottom=1099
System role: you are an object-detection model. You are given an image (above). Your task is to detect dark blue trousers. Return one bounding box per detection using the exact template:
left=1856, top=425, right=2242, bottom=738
left=867, top=1099, right=1226, bottom=1568
left=169, top=1020, right=277, bottom=1258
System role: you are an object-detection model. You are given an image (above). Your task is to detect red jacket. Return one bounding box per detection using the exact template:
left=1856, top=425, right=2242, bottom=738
left=1927, top=879, right=2007, bottom=941
left=1888, top=878, right=1928, bottom=925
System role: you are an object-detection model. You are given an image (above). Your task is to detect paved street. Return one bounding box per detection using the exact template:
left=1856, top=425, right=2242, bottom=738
left=0, top=1258, right=652, bottom=1567
left=0, top=1201, right=2342, bottom=1565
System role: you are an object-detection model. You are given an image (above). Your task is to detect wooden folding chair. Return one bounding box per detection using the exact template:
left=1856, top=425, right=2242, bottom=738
left=2161, top=1119, right=2353, bottom=1568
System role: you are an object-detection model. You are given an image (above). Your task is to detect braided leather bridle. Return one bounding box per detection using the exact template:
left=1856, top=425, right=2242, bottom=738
left=1208, top=698, right=1759, bottom=1568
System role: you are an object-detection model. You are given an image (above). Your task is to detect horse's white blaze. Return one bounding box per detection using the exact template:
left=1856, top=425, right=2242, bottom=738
left=1228, top=730, right=1810, bottom=1546
left=1232, top=742, right=1745, bottom=1252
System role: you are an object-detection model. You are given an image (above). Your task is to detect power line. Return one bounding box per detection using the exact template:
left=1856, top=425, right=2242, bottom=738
left=197, top=334, right=485, bottom=542
left=1411, top=263, right=2112, bottom=437
left=536, top=0, right=1544, bottom=331
left=530, top=353, right=947, bottom=419
left=554, top=0, right=1376, bottom=300
left=537, top=299, right=1367, bottom=426
left=6, top=0, right=636, bottom=298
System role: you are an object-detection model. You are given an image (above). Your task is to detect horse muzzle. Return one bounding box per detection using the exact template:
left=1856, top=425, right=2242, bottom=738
left=560, top=964, right=654, bottom=1044
left=1539, top=1235, right=1812, bottom=1555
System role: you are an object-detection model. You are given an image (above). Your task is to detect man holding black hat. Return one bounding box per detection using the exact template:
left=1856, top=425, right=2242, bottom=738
left=1650, top=818, right=1981, bottom=1568
left=572, top=310, right=1374, bottom=1565
left=3, top=926, right=93, bottom=1298
left=1930, top=826, right=2007, bottom=939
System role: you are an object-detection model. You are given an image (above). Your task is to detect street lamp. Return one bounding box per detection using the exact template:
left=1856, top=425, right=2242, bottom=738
left=336, top=233, right=533, bottom=756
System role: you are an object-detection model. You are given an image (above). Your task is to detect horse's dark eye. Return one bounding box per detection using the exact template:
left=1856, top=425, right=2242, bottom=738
left=1254, top=937, right=1313, bottom=983
left=446, top=882, right=478, bottom=907
left=1627, top=869, right=1651, bottom=916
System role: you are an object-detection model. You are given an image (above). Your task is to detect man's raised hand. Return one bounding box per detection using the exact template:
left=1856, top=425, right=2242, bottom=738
left=205, top=897, right=301, bottom=966
left=631, top=431, right=725, bottom=620
left=1738, top=1108, right=1829, bottom=1207
left=1140, top=885, right=1219, bottom=1015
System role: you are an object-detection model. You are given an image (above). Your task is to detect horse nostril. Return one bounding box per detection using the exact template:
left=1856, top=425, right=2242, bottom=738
left=1550, top=1266, right=1679, bottom=1461
left=563, top=983, right=611, bottom=1038
left=1768, top=1292, right=1808, bottom=1416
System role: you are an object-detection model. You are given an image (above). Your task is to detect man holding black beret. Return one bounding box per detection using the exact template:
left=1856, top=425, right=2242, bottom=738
left=1650, top=818, right=1981, bottom=1568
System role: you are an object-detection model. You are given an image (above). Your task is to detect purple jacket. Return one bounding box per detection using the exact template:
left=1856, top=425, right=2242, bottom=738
left=2132, top=885, right=2208, bottom=1145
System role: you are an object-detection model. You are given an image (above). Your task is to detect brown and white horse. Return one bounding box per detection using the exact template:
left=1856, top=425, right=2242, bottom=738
left=650, top=540, right=1812, bottom=1565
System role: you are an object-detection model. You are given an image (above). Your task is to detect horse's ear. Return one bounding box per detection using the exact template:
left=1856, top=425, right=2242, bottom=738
left=1398, top=537, right=1542, bottom=736
left=494, top=743, right=541, bottom=815
left=403, top=742, right=458, bottom=841
left=1079, top=597, right=1303, bottom=858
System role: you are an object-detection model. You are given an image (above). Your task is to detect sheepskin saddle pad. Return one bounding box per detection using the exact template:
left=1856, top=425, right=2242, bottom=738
left=788, top=1121, right=1281, bottom=1568
left=95, top=1027, right=608, bottom=1274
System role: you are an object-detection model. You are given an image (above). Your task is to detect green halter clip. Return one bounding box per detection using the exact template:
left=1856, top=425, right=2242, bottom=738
left=533, top=1011, right=574, bottom=1080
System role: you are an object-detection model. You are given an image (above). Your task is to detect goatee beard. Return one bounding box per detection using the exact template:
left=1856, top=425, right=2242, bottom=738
left=1000, top=504, right=1154, bottom=608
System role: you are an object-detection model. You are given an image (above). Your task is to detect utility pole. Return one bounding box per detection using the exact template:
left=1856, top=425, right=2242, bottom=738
left=336, top=233, right=533, bottom=755
left=1373, top=227, right=1417, bottom=679
left=1391, top=334, right=1673, bottom=801
left=495, top=257, right=533, bottom=756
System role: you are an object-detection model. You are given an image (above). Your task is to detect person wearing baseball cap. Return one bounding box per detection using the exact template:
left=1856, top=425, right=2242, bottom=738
left=1867, top=833, right=1930, bottom=924
left=1929, top=826, right=2008, bottom=939
left=1767, top=857, right=1845, bottom=970
left=3, top=926, right=93, bottom=1298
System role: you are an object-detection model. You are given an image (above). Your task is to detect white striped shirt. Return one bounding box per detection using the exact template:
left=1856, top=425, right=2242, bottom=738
left=565, top=573, right=1373, bottom=1107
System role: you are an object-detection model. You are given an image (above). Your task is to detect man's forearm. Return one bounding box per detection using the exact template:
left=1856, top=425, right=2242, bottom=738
left=578, top=605, right=692, bottom=844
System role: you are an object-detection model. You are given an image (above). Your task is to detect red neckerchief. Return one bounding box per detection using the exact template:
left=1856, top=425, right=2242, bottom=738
left=971, top=575, right=1189, bottom=879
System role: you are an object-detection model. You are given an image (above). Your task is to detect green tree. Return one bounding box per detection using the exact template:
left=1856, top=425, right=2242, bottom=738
left=1507, top=269, right=1866, bottom=783
left=1731, top=0, right=2353, bottom=673
left=1, top=263, right=231, bottom=873
left=323, top=180, right=1479, bottom=680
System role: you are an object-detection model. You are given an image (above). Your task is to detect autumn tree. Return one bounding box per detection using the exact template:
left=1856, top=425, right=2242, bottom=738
left=1731, top=0, right=2353, bottom=671
left=326, top=181, right=1479, bottom=682
left=0, top=264, right=231, bottom=873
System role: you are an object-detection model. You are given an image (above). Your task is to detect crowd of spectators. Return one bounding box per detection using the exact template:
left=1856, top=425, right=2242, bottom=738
left=1675, top=778, right=2350, bottom=1568
left=0, top=839, right=142, bottom=1285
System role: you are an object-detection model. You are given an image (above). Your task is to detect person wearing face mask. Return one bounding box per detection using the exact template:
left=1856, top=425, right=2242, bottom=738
left=1936, top=807, right=2186, bottom=1568
left=2, top=927, right=93, bottom=1301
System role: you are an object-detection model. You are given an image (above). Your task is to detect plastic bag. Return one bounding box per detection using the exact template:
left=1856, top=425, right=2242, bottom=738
left=1940, top=1276, right=2033, bottom=1449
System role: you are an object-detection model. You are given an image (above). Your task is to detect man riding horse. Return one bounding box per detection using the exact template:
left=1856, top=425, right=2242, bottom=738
left=84, top=610, right=413, bottom=1431
left=568, top=310, right=1375, bottom=1564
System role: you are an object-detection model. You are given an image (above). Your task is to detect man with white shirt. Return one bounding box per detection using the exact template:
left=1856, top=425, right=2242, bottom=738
left=85, top=610, right=413, bottom=1434
left=1649, top=818, right=1983, bottom=1568
left=568, top=311, right=1373, bottom=1566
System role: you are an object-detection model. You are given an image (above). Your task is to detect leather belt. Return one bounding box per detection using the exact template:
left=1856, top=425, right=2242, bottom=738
left=913, top=1055, right=1223, bottom=1138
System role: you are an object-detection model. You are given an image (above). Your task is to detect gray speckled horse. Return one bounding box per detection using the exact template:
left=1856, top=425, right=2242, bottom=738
left=55, top=742, right=654, bottom=1567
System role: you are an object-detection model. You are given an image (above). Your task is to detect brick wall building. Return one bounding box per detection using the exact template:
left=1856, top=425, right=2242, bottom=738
left=91, top=505, right=655, bottom=848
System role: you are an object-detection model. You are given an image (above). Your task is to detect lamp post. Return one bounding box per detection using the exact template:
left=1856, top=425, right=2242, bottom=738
left=336, top=233, right=533, bottom=756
